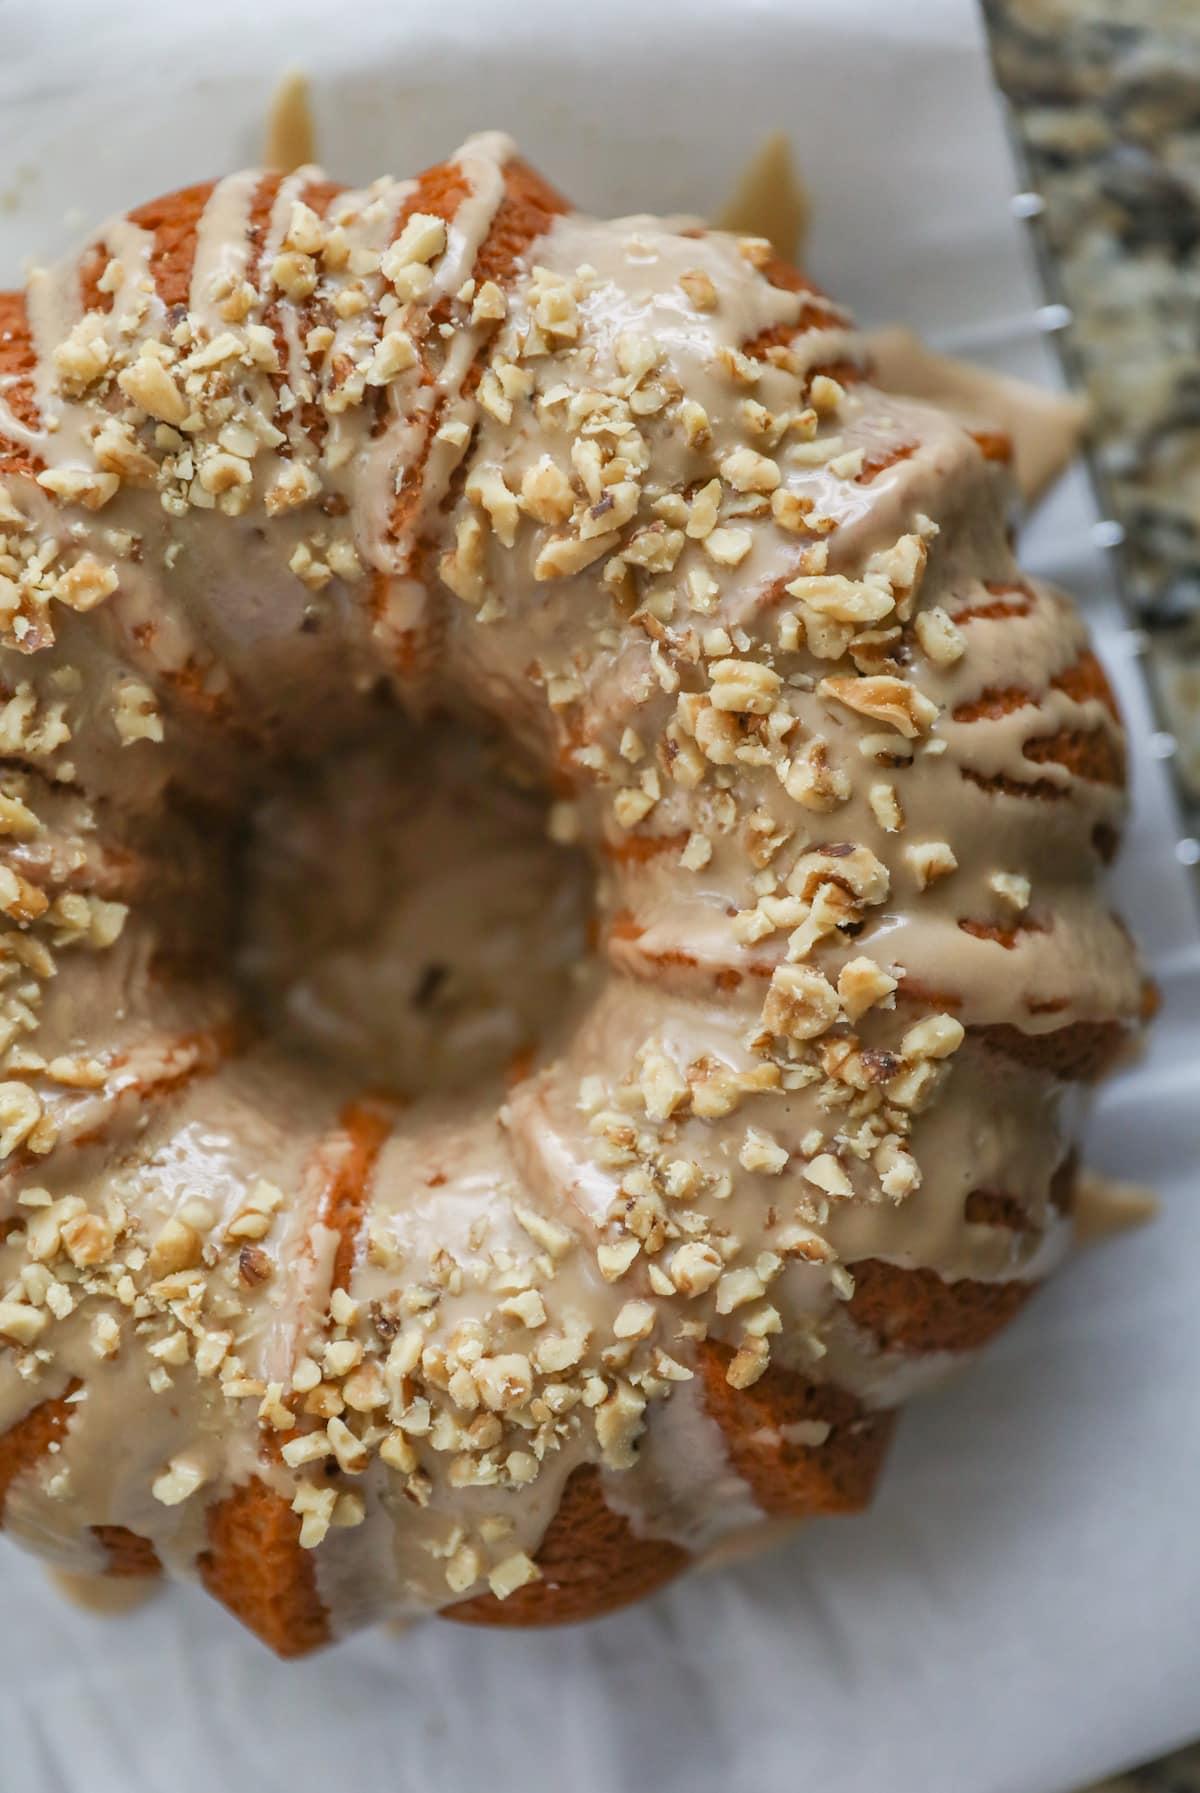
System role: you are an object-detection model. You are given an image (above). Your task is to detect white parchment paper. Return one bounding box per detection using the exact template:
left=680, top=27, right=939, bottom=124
left=0, top=3, right=1197, bottom=1790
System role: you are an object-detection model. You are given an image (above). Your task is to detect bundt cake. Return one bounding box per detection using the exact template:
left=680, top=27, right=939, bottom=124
left=0, top=133, right=1145, bottom=1653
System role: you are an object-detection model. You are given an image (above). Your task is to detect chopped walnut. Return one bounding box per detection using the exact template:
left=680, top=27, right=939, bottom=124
left=782, top=737, right=850, bottom=811
left=466, top=464, right=520, bottom=548
left=488, top=1552, right=541, bottom=1600
left=534, top=530, right=620, bottom=581
left=60, top=1211, right=115, bottom=1268
left=740, top=1126, right=789, bottom=1175
left=0, top=1296, right=47, bottom=1345
left=53, top=317, right=111, bottom=394
left=901, top=1013, right=965, bottom=1060
left=679, top=268, right=718, bottom=311
left=637, top=1041, right=688, bottom=1122
left=440, top=514, right=487, bottom=606
left=151, top=1453, right=209, bottom=1507
left=762, top=963, right=839, bottom=1040
left=787, top=572, right=895, bottom=627
left=709, top=657, right=781, bottom=715
left=613, top=1300, right=656, bottom=1340
left=810, top=374, right=846, bottom=415
left=725, top=1336, right=770, bottom=1388
left=990, top=871, right=1031, bottom=911
left=914, top=605, right=966, bottom=666
left=56, top=554, right=118, bottom=613
left=0, top=1080, right=44, bottom=1159
left=820, top=674, right=938, bottom=738
left=37, top=466, right=119, bottom=510
left=868, top=782, right=904, bottom=833
left=594, top=1381, right=646, bottom=1469
left=147, top=1217, right=202, bottom=1278
left=715, top=1266, right=767, bottom=1314
left=804, top=1153, right=853, bottom=1198
left=117, top=352, right=188, bottom=426
left=669, top=828, right=711, bottom=879
left=828, top=447, right=865, bottom=479
left=519, top=456, right=574, bottom=525
left=669, top=1241, right=723, bottom=1297
left=113, top=680, right=163, bottom=746
left=382, top=213, right=447, bottom=281
left=471, top=280, right=507, bottom=323
left=511, top=1203, right=573, bottom=1261
left=366, top=330, right=418, bottom=385
left=837, top=957, right=899, bottom=1020
left=703, top=527, right=753, bottom=567
left=597, top=1236, right=641, bottom=1281
left=720, top=447, right=780, bottom=494
left=679, top=399, right=711, bottom=448
left=788, top=843, right=889, bottom=907
left=292, top=1482, right=337, bottom=1549
left=905, top=840, right=958, bottom=889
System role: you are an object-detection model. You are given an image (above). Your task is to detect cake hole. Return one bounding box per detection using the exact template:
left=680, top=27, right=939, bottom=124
left=236, top=715, right=595, bottom=1099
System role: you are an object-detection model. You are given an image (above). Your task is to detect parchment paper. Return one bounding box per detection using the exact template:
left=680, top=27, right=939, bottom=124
left=0, top=4, right=1196, bottom=1790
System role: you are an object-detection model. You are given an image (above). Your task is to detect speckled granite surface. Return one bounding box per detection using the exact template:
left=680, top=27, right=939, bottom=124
left=1087, top=1745, right=1200, bottom=1793
left=985, top=6, right=1199, bottom=1786
left=985, top=0, right=1200, bottom=806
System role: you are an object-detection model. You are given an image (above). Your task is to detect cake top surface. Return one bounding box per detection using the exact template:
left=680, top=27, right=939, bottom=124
left=0, top=132, right=1140, bottom=1620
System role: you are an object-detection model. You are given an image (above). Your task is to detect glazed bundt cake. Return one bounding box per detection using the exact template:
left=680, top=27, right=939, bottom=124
left=0, top=134, right=1144, bottom=1652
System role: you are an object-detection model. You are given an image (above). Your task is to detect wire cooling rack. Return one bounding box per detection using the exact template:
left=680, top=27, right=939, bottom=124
left=983, top=59, right=1200, bottom=907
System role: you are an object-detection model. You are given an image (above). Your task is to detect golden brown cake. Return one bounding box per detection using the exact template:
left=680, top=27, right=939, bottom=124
left=0, top=136, right=1144, bottom=1653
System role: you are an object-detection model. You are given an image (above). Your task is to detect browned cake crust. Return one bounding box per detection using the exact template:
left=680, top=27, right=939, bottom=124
left=445, top=1465, right=688, bottom=1627
left=696, top=1343, right=894, bottom=1518
left=0, top=1388, right=76, bottom=1511
left=199, top=1477, right=329, bottom=1658
left=0, top=1388, right=160, bottom=1576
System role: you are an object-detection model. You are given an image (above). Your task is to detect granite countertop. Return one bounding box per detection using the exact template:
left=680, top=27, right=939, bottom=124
left=984, top=4, right=1199, bottom=1788
left=1088, top=1747, right=1200, bottom=1793
left=984, top=0, right=1200, bottom=812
